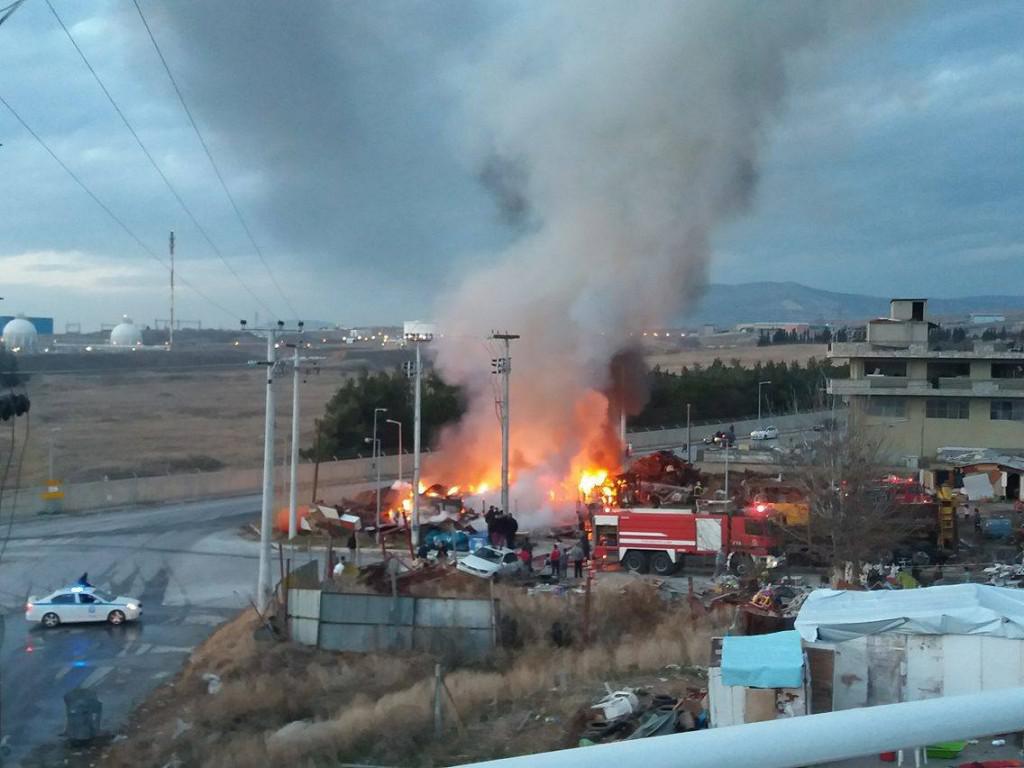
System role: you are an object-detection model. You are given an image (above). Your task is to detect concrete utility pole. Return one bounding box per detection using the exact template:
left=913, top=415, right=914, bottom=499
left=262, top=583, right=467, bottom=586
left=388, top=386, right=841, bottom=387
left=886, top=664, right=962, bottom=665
left=244, top=319, right=302, bottom=613
left=168, top=230, right=175, bottom=349
left=491, top=332, right=520, bottom=515
left=686, top=403, right=692, bottom=463
left=387, top=419, right=403, bottom=487
left=287, top=338, right=302, bottom=540
left=372, top=407, right=387, bottom=542
left=404, top=321, right=435, bottom=550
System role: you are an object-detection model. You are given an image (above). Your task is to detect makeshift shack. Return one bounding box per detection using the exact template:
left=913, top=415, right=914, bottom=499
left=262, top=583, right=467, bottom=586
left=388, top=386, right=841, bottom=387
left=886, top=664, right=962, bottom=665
left=795, top=584, right=1024, bottom=712
left=708, top=630, right=808, bottom=727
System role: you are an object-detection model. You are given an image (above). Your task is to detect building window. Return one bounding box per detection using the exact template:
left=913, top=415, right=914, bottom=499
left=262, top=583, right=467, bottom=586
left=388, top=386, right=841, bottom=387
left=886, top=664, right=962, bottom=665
left=926, top=399, right=969, bottom=419
left=866, top=397, right=906, bottom=417
left=990, top=400, right=1024, bottom=422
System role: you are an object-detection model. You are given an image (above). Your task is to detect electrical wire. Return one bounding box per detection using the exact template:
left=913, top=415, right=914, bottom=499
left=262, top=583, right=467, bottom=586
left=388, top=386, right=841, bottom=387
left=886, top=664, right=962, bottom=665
left=45, top=0, right=279, bottom=323
left=0, top=94, right=245, bottom=323
left=131, top=0, right=300, bottom=322
left=0, top=0, right=25, bottom=27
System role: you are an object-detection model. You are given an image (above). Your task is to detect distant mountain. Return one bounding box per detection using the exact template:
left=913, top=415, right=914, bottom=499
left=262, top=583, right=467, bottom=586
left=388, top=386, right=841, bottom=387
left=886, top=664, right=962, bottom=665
left=679, top=282, right=1024, bottom=327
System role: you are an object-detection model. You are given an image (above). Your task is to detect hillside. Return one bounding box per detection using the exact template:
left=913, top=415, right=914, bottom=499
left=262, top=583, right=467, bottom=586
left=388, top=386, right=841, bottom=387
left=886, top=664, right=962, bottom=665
left=681, top=282, right=1024, bottom=326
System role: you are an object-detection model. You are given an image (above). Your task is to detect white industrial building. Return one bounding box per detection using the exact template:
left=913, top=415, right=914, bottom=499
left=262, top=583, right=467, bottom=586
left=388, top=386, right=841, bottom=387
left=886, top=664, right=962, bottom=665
left=109, top=316, right=143, bottom=347
left=2, top=315, right=38, bottom=353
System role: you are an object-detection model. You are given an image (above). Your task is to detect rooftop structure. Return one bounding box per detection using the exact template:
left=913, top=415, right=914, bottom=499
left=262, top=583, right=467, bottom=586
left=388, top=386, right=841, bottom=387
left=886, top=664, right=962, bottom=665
left=828, top=298, right=1024, bottom=464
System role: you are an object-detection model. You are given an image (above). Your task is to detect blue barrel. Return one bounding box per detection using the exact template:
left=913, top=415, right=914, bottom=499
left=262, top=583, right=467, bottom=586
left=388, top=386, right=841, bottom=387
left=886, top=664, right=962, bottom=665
left=983, top=517, right=1012, bottom=539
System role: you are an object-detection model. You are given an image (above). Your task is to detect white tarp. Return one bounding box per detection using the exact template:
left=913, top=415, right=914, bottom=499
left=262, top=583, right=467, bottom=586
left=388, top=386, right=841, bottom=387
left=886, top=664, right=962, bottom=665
left=795, top=584, right=1024, bottom=643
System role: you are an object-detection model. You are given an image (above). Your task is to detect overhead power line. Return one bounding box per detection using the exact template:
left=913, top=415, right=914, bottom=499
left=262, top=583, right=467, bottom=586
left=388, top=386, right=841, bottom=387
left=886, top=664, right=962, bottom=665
left=131, top=0, right=300, bottom=321
left=0, top=93, right=244, bottom=322
left=0, top=0, right=26, bottom=27
left=44, top=0, right=278, bottom=322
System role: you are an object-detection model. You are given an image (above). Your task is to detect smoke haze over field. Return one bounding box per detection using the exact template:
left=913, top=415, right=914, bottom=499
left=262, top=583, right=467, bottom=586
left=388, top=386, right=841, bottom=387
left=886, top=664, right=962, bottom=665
left=429, top=0, right=897, bottom=513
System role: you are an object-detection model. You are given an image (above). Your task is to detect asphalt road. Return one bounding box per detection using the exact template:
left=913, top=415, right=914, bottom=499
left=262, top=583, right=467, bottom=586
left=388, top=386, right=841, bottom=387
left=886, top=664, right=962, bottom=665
left=0, top=495, right=284, bottom=766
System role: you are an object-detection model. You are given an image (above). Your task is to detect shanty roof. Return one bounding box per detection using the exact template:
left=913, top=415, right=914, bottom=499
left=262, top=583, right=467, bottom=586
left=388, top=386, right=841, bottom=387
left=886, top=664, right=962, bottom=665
left=795, top=584, right=1024, bottom=643
left=936, top=447, right=1024, bottom=473
left=721, top=630, right=804, bottom=688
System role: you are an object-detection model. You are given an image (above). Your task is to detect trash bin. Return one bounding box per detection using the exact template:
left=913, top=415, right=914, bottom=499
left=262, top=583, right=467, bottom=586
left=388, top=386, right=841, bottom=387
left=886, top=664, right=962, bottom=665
left=64, top=688, right=102, bottom=743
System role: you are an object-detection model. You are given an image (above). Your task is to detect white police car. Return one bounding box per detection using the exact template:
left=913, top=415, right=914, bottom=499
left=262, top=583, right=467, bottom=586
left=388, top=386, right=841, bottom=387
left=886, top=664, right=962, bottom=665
left=26, top=585, right=142, bottom=628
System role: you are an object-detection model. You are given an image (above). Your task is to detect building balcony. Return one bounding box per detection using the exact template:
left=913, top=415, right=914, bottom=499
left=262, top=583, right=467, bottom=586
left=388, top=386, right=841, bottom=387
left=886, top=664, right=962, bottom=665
left=828, top=377, right=1024, bottom=398
left=829, top=341, right=1024, bottom=361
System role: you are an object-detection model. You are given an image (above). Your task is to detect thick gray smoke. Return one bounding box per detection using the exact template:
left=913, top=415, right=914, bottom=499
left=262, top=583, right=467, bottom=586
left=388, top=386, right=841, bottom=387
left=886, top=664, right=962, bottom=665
left=429, top=0, right=891, bottom=507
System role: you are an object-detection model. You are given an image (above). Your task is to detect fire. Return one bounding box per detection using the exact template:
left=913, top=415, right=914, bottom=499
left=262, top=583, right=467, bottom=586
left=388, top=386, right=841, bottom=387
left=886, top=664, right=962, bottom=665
left=578, top=469, right=609, bottom=497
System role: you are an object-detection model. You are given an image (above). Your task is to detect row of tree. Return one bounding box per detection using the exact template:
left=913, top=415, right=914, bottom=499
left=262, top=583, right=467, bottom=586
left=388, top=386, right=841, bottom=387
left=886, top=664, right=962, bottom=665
left=309, top=357, right=850, bottom=458
left=756, top=327, right=850, bottom=346
left=629, top=358, right=848, bottom=429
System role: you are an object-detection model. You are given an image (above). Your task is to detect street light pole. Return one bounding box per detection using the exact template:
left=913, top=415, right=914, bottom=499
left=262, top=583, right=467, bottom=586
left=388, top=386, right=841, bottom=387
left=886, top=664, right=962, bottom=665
left=387, top=419, right=403, bottom=487
left=491, top=332, right=520, bottom=515
left=373, top=407, right=387, bottom=542
left=758, top=380, right=772, bottom=423
left=404, top=321, right=435, bottom=550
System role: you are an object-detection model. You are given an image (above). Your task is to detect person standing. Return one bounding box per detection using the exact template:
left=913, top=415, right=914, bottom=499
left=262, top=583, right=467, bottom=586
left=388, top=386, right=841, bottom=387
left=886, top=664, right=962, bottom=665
left=549, top=544, right=562, bottom=580
left=570, top=541, right=584, bottom=578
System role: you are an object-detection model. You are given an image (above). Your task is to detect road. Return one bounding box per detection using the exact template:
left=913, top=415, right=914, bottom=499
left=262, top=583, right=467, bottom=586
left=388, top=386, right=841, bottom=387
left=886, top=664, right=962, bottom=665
left=0, top=495, right=301, bottom=766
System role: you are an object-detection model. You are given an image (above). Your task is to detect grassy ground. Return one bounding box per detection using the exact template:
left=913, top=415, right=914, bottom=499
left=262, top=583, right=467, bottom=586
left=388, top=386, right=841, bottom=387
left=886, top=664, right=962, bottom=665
left=13, top=344, right=822, bottom=487
left=96, top=579, right=727, bottom=768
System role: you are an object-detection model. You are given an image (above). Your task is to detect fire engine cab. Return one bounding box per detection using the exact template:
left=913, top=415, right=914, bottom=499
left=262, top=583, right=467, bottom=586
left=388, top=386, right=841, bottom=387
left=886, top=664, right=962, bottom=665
left=590, top=505, right=775, bottom=576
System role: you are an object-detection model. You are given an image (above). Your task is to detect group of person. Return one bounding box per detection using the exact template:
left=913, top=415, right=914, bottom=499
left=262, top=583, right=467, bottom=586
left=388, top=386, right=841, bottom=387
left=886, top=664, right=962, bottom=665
left=540, top=536, right=590, bottom=580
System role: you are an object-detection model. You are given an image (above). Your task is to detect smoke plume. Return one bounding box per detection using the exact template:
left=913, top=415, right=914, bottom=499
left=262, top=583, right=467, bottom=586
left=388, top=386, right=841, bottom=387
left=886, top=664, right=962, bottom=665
left=430, top=0, right=886, bottom=516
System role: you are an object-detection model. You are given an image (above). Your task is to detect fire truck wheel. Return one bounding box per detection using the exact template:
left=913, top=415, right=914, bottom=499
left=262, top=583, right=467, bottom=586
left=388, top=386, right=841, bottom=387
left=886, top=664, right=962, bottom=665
left=650, top=552, right=675, bottom=576
left=622, top=550, right=649, bottom=574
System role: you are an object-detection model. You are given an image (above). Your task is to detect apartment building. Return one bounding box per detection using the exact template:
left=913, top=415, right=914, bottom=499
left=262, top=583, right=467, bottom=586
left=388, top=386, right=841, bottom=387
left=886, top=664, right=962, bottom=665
left=828, top=298, right=1024, bottom=463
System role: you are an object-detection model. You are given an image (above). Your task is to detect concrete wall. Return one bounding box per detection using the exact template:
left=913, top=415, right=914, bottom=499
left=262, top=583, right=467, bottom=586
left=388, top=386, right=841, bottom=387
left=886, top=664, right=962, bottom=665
left=13, top=409, right=840, bottom=517
left=12, top=453, right=403, bottom=518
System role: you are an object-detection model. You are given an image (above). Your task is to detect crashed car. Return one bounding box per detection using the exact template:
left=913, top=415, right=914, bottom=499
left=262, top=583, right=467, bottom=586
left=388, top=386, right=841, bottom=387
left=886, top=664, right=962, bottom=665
left=455, top=545, right=522, bottom=579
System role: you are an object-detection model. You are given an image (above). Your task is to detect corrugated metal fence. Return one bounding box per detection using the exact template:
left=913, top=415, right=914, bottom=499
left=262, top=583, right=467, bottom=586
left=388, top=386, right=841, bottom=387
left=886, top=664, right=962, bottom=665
left=287, top=589, right=497, bottom=662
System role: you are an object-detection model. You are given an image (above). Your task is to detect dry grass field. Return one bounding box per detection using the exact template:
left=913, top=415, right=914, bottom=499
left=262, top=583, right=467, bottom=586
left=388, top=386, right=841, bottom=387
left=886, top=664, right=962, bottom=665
left=10, top=343, right=823, bottom=487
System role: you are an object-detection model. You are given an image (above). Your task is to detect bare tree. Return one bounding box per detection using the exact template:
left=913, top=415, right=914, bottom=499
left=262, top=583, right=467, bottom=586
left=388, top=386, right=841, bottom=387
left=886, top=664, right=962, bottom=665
left=783, top=428, right=930, bottom=578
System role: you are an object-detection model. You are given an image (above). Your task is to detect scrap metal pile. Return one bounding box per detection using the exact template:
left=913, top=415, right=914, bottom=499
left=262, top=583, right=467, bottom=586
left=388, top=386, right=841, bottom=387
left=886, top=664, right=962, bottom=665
left=578, top=686, right=708, bottom=746
left=584, top=451, right=704, bottom=509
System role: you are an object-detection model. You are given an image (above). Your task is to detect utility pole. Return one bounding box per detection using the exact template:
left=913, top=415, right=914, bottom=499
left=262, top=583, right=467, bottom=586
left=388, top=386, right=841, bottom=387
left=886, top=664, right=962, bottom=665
left=387, top=419, right=403, bottom=487
left=287, top=335, right=302, bottom=540
left=245, top=319, right=302, bottom=613
left=686, top=403, right=692, bottom=463
left=372, top=407, right=387, bottom=542
left=168, top=230, right=175, bottom=350
left=758, top=380, right=772, bottom=423
left=491, top=332, right=520, bottom=515
left=404, top=321, right=435, bottom=550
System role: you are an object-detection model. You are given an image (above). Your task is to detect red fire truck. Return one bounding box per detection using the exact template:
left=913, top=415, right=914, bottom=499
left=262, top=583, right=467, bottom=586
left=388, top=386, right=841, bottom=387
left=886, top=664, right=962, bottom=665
left=590, top=504, right=777, bottom=576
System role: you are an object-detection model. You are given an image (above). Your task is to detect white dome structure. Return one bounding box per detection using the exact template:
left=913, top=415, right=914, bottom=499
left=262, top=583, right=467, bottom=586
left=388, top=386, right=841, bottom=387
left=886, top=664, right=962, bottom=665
left=2, top=315, right=38, bottom=353
left=110, top=316, right=143, bottom=347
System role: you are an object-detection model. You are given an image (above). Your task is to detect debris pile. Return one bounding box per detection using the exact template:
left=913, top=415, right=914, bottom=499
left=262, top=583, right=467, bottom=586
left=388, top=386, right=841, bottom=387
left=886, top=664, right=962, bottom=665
left=577, top=685, right=708, bottom=746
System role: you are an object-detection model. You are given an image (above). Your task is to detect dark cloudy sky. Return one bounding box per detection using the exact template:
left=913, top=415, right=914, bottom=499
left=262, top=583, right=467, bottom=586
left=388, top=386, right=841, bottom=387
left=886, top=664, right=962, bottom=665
left=0, top=0, right=1021, bottom=329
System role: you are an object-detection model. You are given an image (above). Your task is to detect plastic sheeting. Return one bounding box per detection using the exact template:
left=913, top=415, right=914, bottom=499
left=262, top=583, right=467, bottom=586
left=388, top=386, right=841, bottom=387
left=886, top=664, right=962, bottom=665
left=795, top=584, right=1024, bottom=643
left=721, top=630, right=804, bottom=688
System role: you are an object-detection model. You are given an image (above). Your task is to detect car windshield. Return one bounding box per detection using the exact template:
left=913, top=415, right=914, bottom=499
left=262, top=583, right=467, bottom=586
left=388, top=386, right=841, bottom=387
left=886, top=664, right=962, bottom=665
left=91, top=589, right=116, bottom=602
left=474, top=548, right=502, bottom=563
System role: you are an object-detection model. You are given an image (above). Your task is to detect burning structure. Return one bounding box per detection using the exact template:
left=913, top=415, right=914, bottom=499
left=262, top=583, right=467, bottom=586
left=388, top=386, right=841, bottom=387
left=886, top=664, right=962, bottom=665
left=418, top=3, right=881, bottom=525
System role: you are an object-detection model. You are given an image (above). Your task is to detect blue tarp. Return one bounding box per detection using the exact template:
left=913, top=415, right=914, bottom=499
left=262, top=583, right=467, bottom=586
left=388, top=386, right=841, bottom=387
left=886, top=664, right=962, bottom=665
left=721, top=630, right=804, bottom=688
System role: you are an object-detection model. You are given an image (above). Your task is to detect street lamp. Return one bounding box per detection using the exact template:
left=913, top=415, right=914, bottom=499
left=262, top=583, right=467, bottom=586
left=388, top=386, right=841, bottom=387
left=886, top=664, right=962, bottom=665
left=372, top=407, right=387, bottom=542
left=387, top=419, right=403, bottom=487
left=758, top=380, right=772, bottom=423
